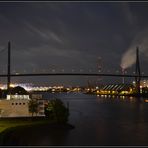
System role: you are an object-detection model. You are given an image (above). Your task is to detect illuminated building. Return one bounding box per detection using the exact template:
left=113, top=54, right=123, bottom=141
left=0, top=86, right=45, bottom=117
left=133, top=80, right=148, bottom=88
left=96, top=84, right=134, bottom=95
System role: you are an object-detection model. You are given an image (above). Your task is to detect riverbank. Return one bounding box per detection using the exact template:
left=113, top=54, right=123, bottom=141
left=0, top=116, right=48, bottom=133
left=0, top=117, right=74, bottom=145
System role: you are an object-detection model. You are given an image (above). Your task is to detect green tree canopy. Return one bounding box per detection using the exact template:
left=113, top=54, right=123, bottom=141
left=44, top=98, right=69, bottom=124
left=28, top=99, right=39, bottom=117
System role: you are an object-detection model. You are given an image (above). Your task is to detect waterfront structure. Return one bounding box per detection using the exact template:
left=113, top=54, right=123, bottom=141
left=96, top=84, right=134, bottom=95
left=140, top=80, right=148, bottom=87
left=0, top=99, right=30, bottom=117
left=31, top=93, right=46, bottom=116
left=0, top=86, right=46, bottom=117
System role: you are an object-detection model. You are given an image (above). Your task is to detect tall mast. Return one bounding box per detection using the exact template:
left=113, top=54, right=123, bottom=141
left=135, top=47, right=141, bottom=95
left=7, top=41, right=11, bottom=91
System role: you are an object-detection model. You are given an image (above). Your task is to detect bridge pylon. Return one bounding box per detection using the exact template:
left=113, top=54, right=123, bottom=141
left=7, top=41, right=11, bottom=92
left=135, top=47, right=141, bottom=95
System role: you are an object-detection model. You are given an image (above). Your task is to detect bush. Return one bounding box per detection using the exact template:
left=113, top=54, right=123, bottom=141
left=44, top=98, right=69, bottom=124
left=28, top=99, right=39, bottom=117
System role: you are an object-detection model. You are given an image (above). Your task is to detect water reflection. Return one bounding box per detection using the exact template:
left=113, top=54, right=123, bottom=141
left=2, top=92, right=148, bottom=146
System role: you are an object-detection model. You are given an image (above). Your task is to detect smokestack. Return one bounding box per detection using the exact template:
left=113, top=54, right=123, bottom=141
left=121, top=68, right=125, bottom=84
left=135, top=47, right=141, bottom=76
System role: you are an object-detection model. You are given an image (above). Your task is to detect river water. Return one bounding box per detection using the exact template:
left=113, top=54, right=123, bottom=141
left=36, top=92, right=148, bottom=146
left=3, top=92, right=148, bottom=146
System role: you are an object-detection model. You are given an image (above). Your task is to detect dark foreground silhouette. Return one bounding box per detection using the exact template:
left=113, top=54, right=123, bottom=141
left=0, top=123, right=75, bottom=146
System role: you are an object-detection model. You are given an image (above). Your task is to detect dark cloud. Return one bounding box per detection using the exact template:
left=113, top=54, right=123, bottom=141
left=0, top=2, right=147, bottom=86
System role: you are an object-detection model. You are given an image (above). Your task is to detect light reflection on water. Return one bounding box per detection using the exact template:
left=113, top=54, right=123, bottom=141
left=42, top=92, right=148, bottom=145
left=59, top=95, right=148, bottom=145
left=3, top=92, right=148, bottom=146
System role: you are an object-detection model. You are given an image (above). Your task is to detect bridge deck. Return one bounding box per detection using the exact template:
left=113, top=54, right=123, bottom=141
left=0, top=73, right=147, bottom=78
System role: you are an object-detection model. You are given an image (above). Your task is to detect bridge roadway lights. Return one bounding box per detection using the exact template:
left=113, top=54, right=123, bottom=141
left=0, top=73, right=147, bottom=78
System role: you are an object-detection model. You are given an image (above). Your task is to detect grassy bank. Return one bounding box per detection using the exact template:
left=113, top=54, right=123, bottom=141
left=0, top=117, right=74, bottom=145
left=0, top=117, right=51, bottom=133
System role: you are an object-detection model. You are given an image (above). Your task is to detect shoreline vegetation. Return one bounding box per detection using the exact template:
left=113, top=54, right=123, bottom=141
left=0, top=116, right=75, bottom=145
left=0, top=97, right=72, bottom=145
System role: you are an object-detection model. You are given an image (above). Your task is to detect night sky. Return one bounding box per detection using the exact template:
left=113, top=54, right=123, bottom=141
left=0, top=2, right=148, bottom=86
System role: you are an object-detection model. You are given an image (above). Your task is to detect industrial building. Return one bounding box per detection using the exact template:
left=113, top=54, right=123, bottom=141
left=0, top=86, right=45, bottom=117
left=96, top=84, right=134, bottom=95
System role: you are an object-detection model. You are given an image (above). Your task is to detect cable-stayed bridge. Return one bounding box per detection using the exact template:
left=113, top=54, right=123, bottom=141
left=0, top=41, right=146, bottom=95
left=0, top=73, right=147, bottom=78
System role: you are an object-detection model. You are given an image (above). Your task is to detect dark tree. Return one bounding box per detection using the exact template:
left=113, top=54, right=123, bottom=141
left=44, top=98, right=69, bottom=123
left=28, top=99, right=39, bottom=117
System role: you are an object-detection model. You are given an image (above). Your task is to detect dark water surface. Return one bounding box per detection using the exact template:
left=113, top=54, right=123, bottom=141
left=3, top=92, right=148, bottom=146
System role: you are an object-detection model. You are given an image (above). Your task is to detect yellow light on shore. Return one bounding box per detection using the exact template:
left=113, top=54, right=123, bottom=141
left=10, top=83, right=15, bottom=88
